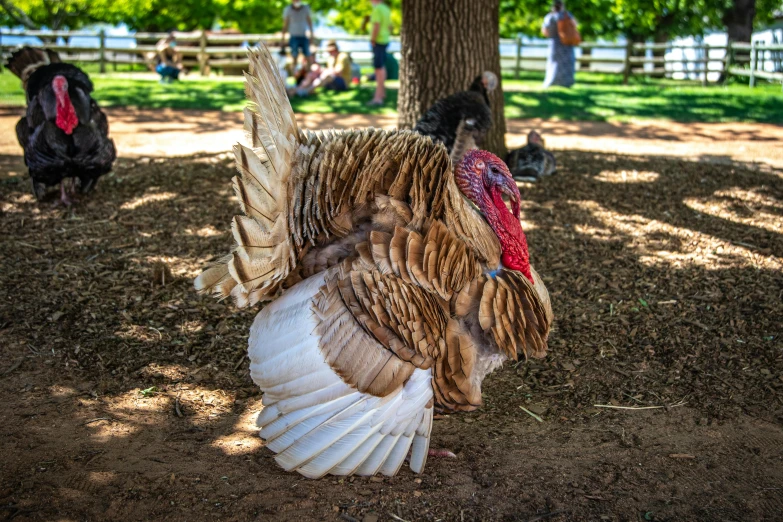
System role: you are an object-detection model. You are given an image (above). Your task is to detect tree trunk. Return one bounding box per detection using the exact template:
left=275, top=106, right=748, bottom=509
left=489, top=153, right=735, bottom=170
left=651, top=31, right=668, bottom=78
left=398, top=0, right=507, bottom=158
left=720, top=0, right=756, bottom=80
left=578, top=46, right=591, bottom=71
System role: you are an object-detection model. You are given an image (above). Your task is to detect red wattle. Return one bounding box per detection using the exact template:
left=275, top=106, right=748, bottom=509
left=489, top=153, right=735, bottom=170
left=490, top=188, right=533, bottom=283
left=55, top=94, right=79, bottom=135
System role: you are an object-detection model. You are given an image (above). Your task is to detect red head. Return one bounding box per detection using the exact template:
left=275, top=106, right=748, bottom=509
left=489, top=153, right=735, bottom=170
left=52, top=75, right=78, bottom=135
left=455, top=149, right=532, bottom=282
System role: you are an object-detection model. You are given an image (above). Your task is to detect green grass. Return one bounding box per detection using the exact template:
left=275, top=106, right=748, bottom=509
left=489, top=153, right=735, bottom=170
left=1, top=65, right=781, bottom=123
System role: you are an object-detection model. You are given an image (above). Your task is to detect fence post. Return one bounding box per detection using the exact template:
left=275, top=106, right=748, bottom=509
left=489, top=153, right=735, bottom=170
left=199, top=30, right=208, bottom=76
left=514, top=35, right=522, bottom=79
left=749, top=40, right=757, bottom=88
left=702, top=43, right=709, bottom=86
left=622, top=39, right=633, bottom=85
left=724, top=41, right=733, bottom=84
left=99, top=29, right=106, bottom=73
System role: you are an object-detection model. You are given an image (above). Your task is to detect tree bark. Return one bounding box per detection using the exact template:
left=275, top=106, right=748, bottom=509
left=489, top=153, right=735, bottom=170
left=398, top=0, right=507, bottom=157
left=578, top=46, right=591, bottom=71
left=720, top=0, right=756, bottom=80
left=724, top=0, right=756, bottom=45
left=651, top=31, right=669, bottom=78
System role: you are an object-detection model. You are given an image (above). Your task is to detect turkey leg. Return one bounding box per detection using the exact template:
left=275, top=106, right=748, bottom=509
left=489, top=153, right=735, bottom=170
left=58, top=181, right=73, bottom=206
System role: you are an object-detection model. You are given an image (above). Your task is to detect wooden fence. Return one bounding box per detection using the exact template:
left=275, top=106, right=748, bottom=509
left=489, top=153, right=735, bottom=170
left=1, top=29, right=781, bottom=86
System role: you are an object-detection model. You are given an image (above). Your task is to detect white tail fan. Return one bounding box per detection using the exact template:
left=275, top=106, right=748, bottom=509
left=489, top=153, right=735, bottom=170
left=248, top=273, right=434, bottom=478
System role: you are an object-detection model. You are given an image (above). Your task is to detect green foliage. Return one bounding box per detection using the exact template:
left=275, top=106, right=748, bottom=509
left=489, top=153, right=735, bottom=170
left=496, top=0, right=780, bottom=41
left=610, top=0, right=782, bottom=40
left=316, top=0, right=401, bottom=35
left=500, top=0, right=621, bottom=40
left=0, top=0, right=96, bottom=30
left=105, top=0, right=221, bottom=32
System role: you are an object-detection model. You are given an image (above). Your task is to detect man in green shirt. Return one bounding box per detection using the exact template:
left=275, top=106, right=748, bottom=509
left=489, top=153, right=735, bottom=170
left=368, top=0, right=392, bottom=106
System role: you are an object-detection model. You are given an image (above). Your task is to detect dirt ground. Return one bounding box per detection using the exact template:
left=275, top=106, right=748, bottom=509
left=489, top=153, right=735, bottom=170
left=1, top=109, right=782, bottom=522
left=2, top=106, right=783, bottom=168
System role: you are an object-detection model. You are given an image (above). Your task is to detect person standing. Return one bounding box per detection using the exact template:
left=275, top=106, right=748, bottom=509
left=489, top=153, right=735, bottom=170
left=367, top=0, right=392, bottom=106
left=542, top=0, right=577, bottom=88
left=282, top=0, right=315, bottom=66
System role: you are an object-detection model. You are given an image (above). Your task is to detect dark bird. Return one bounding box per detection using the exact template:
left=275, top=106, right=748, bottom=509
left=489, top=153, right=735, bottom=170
left=506, top=130, right=557, bottom=181
left=7, top=47, right=116, bottom=205
left=414, top=71, right=498, bottom=153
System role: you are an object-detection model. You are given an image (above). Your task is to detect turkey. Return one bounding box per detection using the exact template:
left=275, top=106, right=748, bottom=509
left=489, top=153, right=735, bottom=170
left=413, top=71, right=498, bottom=154
left=506, top=130, right=557, bottom=182
left=195, top=46, right=552, bottom=478
left=7, top=47, right=116, bottom=205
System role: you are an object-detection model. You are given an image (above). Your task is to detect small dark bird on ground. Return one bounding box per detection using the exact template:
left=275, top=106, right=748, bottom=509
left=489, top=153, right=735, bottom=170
left=7, top=47, right=116, bottom=205
left=506, top=131, right=557, bottom=182
left=414, top=71, right=498, bottom=153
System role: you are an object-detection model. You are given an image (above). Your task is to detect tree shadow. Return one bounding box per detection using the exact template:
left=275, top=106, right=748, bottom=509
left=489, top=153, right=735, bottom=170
left=0, top=150, right=782, bottom=520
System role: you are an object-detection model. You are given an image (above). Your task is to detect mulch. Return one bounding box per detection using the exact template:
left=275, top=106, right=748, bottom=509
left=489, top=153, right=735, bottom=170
left=0, top=150, right=782, bottom=521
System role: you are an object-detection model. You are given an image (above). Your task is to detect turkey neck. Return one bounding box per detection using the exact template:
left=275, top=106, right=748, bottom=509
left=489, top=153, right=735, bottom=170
left=443, top=181, right=502, bottom=269
left=53, top=80, right=78, bottom=135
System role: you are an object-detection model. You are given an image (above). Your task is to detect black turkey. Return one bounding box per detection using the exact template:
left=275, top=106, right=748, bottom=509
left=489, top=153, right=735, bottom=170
left=413, top=71, right=498, bottom=153
left=7, top=47, right=116, bottom=205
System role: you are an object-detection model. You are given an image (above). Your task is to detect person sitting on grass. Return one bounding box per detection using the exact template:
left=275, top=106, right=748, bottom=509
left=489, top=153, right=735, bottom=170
left=290, top=41, right=352, bottom=97
left=156, top=34, right=183, bottom=83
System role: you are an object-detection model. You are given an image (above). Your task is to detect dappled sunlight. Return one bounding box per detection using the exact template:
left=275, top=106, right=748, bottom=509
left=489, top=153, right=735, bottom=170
left=684, top=188, right=782, bottom=235
left=187, top=225, right=226, bottom=238
left=210, top=398, right=265, bottom=455
left=573, top=223, right=617, bottom=241
left=594, top=169, right=660, bottom=184
left=143, top=254, right=203, bottom=277
left=570, top=199, right=774, bottom=270
left=1, top=193, right=37, bottom=213
left=120, top=191, right=178, bottom=210
left=48, top=385, right=79, bottom=399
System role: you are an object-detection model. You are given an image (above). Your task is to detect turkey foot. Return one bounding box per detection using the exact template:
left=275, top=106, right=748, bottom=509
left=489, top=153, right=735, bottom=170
left=54, top=182, right=73, bottom=206
left=428, top=448, right=457, bottom=459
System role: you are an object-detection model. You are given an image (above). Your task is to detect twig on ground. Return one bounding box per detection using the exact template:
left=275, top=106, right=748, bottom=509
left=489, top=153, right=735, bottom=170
left=520, top=406, right=544, bottom=422
left=680, top=318, right=711, bottom=330
left=387, top=514, right=410, bottom=522
left=233, top=353, right=247, bottom=372
left=526, top=510, right=568, bottom=522
left=83, top=417, right=111, bottom=425
left=731, top=240, right=762, bottom=250
left=593, top=404, right=664, bottom=410
left=3, top=358, right=23, bottom=375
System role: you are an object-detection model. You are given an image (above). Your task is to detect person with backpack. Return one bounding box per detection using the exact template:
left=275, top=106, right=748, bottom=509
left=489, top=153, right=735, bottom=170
left=542, top=0, right=580, bottom=88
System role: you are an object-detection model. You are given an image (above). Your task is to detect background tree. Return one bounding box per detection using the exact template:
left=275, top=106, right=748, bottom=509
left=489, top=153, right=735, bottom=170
left=398, top=0, right=507, bottom=157
left=0, top=0, right=95, bottom=30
